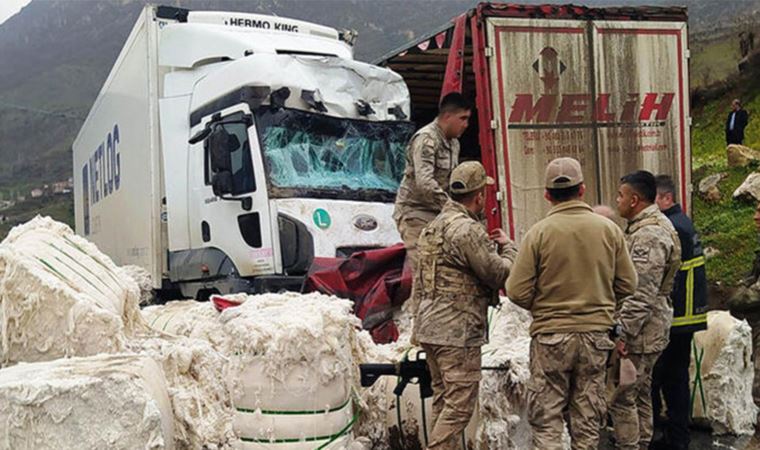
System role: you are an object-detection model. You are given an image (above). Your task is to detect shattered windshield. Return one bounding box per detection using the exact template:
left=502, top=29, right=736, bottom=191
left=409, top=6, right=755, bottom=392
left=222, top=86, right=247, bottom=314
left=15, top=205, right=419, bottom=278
left=254, top=107, right=415, bottom=201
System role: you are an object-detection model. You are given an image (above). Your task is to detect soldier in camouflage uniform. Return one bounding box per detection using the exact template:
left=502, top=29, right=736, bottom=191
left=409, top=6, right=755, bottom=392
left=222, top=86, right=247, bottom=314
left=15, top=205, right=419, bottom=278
left=393, top=93, right=471, bottom=273
left=507, top=157, right=637, bottom=450
left=414, top=161, right=517, bottom=450
left=612, top=170, right=681, bottom=450
left=728, top=201, right=760, bottom=425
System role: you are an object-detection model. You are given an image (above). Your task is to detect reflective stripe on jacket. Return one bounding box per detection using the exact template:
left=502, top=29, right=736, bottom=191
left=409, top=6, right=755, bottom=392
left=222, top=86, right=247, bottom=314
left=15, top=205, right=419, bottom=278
left=664, top=204, right=707, bottom=334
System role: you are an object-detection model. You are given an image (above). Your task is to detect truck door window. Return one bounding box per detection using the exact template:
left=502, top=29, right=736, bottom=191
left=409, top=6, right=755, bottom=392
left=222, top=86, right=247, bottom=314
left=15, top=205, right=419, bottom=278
left=204, top=113, right=256, bottom=195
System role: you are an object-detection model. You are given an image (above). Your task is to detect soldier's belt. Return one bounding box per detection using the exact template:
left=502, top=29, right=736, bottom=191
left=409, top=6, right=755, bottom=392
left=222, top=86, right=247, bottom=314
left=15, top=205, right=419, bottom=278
left=428, top=283, right=487, bottom=294
left=427, top=265, right=482, bottom=289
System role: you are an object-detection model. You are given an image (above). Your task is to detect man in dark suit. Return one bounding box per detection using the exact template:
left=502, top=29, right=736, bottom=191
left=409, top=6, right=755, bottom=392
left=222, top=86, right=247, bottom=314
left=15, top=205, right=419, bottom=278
left=726, top=98, right=749, bottom=145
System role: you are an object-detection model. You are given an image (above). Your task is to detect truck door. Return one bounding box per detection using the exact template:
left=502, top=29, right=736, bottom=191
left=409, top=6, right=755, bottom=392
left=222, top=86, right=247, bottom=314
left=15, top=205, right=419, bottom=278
left=486, top=17, right=690, bottom=241
left=485, top=18, right=602, bottom=241
left=592, top=20, right=690, bottom=214
left=187, top=104, right=275, bottom=278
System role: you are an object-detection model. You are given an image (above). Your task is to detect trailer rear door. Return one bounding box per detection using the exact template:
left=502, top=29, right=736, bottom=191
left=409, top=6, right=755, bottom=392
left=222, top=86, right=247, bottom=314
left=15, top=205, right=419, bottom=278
left=485, top=17, right=689, bottom=241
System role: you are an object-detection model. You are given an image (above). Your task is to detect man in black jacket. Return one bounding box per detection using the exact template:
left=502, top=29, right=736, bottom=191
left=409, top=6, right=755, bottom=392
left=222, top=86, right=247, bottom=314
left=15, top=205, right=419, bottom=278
left=726, top=99, right=749, bottom=145
left=650, top=175, right=708, bottom=450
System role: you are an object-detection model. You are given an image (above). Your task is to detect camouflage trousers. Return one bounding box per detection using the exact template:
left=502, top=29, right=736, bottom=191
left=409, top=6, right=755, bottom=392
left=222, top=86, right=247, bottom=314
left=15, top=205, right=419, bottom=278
left=527, top=331, right=614, bottom=450
left=397, top=215, right=436, bottom=270
left=398, top=214, right=433, bottom=319
left=421, top=343, right=481, bottom=450
left=610, top=351, right=661, bottom=450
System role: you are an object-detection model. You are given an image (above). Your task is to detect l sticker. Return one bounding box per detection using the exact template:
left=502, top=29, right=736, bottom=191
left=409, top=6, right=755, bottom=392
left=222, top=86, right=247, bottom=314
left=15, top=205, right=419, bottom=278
left=313, top=208, right=331, bottom=229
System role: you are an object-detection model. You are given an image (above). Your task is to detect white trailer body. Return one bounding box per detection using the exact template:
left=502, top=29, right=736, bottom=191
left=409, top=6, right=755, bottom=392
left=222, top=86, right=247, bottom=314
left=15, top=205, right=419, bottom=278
left=73, top=8, right=162, bottom=280
left=74, top=6, right=413, bottom=298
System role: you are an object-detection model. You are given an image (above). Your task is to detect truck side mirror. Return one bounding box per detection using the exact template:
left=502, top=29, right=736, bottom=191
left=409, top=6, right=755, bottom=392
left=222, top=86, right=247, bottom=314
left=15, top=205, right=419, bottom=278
left=188, top=126, right=211, bottom=145
left=212, top=171, right=234, bottom=196
left=207, top=127, right=238, bottom=172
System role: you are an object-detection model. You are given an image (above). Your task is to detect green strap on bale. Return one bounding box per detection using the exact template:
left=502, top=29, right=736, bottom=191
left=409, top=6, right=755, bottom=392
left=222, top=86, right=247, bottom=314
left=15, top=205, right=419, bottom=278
left=236, top=397, right=351, bottom=416
left=47, top=241, right=121, bottom=297
left=315, top=409, right=359, bottom=450
left=237, top=399, right=359, bottom=448
left=62, top=234, right=124, bottom=286
left=689, top=340, right=707, bottom=418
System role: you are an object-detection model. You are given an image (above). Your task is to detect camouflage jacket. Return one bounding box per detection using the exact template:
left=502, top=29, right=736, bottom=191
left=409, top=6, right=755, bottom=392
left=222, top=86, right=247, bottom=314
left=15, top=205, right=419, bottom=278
left=393, top=120, right=460, bottom=222
left=617, top=204, right=681, bottom=354
left=414, top=200, right=518, bottom=347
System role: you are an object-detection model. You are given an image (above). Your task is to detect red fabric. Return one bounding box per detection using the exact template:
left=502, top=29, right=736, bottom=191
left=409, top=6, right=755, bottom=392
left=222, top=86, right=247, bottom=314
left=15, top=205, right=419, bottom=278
left=211, top=295, right=244, bottom=312
left=440, top=13, right=468, bottom=99
left=469, top=13, right=502, bottom=233
left=302, top=243, right=412, bottom=344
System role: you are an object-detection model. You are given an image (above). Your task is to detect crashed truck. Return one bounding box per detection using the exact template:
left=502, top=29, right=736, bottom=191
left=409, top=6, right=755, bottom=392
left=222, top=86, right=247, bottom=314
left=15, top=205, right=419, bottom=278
left=307, top=2, right=694, bottom=341
left=72, top=5, right=415, bottom=300
left=73, top=2, right=692, bottom=309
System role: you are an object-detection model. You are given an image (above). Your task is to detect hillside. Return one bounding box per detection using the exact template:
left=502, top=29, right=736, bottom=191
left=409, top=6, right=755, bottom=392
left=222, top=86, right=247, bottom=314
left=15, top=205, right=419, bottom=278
left=690, top=63, right=760, bottom=286
left=0, top=0, right=484, bottom=189
left=0, top=0, right=758, bottom=190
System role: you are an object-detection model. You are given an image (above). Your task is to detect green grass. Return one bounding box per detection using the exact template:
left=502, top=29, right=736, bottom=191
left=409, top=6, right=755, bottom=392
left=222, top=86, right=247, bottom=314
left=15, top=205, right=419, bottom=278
left=691, top=68, right=760, bottom=285
left=693, top=167, right=757, bottom=285
left=0, top=194, right=74, bottom=240
left=690, top=36, right=741, bottom=89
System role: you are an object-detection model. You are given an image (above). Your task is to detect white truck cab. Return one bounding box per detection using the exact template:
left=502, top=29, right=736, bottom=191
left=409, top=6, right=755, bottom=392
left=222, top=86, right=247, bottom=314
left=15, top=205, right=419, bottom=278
left=73, top=6, right=413, bottom=299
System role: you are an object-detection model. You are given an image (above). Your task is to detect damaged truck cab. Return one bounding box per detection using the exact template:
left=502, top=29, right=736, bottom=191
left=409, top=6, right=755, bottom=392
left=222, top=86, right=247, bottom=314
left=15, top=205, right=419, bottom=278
left=73, top=5, right=414, bottom=299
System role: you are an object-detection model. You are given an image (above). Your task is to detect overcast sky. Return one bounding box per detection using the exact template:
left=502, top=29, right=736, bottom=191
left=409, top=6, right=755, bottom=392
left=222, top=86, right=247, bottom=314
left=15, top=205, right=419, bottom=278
left=0, top=0, right=32, bottom=25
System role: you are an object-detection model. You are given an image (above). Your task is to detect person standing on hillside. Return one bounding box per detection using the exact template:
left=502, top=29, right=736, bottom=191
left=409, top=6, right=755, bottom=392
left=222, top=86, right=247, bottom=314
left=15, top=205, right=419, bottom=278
left=611, top=170, right=681, bottom=450
left=650, top=175, right=708, bottom=450
left=726, top=98, right=749, bottom=145
left=506, top=157, right=637, bottom=449
left=728, top=201, right=760, bottom=431
left=414, top=161, right=517, bottom=449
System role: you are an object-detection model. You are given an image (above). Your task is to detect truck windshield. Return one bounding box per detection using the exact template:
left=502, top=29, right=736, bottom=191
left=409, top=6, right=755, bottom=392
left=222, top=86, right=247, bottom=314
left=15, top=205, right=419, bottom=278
left=254, top=107, right=415, bottom=201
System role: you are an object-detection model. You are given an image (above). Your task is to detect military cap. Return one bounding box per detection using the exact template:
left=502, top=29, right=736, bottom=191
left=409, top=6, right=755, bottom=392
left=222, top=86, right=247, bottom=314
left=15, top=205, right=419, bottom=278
left=450, top=161, right=495, bottom=194
left=545, top=157, right=583, bottom=189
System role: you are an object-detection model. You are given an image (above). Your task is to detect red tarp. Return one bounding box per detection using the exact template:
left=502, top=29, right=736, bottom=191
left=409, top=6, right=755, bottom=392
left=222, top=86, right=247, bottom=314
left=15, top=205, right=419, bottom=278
left=211, top=294, right=244, bottom=312
left=302, top=243, right=412, bottom=344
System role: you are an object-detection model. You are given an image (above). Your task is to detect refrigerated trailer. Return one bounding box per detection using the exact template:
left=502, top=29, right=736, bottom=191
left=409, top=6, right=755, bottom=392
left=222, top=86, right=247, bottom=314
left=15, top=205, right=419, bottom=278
left=73, top=5, right=414, bottom=299
left=375, top=3, right=691, bottom=241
